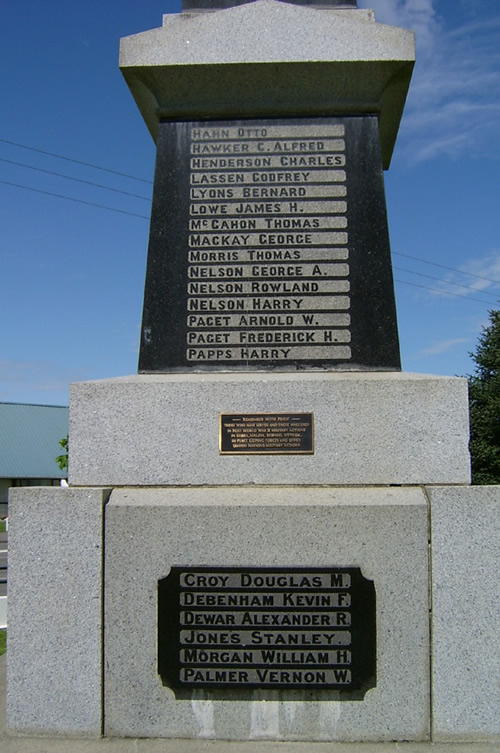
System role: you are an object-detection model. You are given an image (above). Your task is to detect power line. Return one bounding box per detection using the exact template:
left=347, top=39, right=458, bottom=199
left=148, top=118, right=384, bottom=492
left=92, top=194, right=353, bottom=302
left=2, top=138, right=500, bottom=299
left=0, top=180, right=150, bottom=220
left=0, top=157, right=151, bottom=201
left=394, top=251, right=500, bottom=286
left=393, top=265, right=499, bottom=299
left=394, top=277, right=497, bottom=305
left=1, top=177, right=498, bottom=300
left=0, top=137, right=153, bottom=185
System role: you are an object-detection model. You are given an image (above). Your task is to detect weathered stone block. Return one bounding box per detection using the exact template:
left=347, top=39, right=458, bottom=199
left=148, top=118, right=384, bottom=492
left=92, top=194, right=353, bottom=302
left=104, top=486, right=429, bottom=741
left=429, top=485, right=500, bottom=742
left=6, top=487, right=109, bottom=737
left=69, top=372, right=470, bottom=487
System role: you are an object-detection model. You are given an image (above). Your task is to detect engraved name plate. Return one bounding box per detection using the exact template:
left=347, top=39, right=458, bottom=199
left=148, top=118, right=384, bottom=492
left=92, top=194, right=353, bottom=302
left=158, top=566, right=376, bottom=697
left=139, top=116, right=400, bottom=372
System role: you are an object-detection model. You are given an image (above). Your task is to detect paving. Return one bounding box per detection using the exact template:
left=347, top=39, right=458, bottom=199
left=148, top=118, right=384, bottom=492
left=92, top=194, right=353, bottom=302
left=0, top=655, right=498, bottom=753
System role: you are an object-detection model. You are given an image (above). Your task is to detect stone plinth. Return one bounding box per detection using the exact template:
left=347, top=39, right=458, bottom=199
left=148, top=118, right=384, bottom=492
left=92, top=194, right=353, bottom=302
left=104, top=486, right=429, bottom=741
left=69, top=372, right=470, bottom=487
left=119, top=1, right=415, bottom=167
left=8, top=481, right=500, bottom=742
left=429, top=486, right=500, bottom=742
left=6, top=487, right=110, bottom=737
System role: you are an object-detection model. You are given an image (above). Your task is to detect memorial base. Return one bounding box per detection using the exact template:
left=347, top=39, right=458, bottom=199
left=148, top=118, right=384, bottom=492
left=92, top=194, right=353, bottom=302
left=68, top=372, right=470, bottom=487
left=6, top=373, right=500, bottom=742
left=103, top=486, right=429, bottom=741
left=7, top=482, right=500, bottom=742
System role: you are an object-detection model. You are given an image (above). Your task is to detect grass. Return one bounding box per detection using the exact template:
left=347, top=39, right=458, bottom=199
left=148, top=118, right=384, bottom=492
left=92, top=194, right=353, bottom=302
left=0, top=520, right=5, bottom=533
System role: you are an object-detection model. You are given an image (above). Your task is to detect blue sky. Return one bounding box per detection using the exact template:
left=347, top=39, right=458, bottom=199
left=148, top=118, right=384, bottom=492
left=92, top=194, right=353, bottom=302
left=1, top=0, right=499, bottom=406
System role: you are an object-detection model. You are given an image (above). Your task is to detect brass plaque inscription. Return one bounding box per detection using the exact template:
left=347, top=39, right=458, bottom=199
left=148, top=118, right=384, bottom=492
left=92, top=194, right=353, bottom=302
left=220, top=413, right=313, bottom=454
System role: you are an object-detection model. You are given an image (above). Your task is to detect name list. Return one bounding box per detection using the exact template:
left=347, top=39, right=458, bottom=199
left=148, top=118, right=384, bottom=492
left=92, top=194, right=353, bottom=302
left=186, top=124, right=351, bottom=365
left=158, top=567, right=376, bottom=694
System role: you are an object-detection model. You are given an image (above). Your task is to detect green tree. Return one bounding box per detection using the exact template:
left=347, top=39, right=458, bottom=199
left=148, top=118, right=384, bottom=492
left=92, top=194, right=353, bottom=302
left=468, top=310, right=500, bottom=484
left=56, top=435, right=68, bottom=472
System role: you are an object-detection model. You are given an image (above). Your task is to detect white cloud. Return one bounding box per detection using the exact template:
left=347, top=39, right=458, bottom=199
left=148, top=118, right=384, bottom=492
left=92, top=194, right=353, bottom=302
left=359, top=0, right=500, bottom=163
left=422, top=251, right=500, bottom=301
left=416, top=338, right=470, bottom=357
left=359, top=0, right=438, bottom=51
left=455, top=253, right=500, bottom=294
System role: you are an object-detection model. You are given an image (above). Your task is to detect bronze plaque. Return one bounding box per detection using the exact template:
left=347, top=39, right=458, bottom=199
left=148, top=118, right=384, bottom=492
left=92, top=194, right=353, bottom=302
left=220, top=413, right=313, bottom=454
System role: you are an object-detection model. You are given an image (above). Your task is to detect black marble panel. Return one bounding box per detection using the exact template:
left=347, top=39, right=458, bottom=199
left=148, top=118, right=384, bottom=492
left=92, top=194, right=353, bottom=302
left=158, top=566, right=376, bottom=698
left=139, top=116, right=400, bottom=372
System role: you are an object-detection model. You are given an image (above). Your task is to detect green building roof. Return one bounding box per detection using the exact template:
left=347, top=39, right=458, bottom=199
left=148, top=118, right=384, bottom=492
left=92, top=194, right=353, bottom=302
left=0, top=402, right=68, bottom=479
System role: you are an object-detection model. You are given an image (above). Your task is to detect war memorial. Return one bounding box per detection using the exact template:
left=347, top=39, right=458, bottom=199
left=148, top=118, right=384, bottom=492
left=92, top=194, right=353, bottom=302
left=6, top=0, right=500, bottom=744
